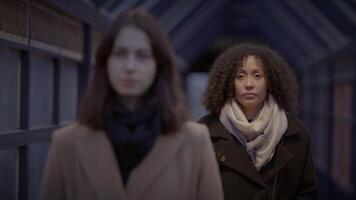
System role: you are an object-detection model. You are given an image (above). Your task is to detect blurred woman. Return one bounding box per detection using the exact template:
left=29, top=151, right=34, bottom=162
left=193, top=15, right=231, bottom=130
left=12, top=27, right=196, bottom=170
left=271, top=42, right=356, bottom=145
left=200, top=43, right=317, bottom=200
left=40, top=8, right=223, bottom=200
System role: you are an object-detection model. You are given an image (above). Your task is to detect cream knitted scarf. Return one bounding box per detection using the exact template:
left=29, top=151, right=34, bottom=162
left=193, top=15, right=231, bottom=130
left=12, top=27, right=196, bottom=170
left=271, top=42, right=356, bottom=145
left=219, top=95, right=288, bottom=171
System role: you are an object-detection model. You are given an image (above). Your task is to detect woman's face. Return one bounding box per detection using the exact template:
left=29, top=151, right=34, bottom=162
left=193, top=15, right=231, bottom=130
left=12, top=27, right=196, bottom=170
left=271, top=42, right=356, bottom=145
left=107, top=26, right=157, bottom=102
left=234, top=55, right=268, bottom=116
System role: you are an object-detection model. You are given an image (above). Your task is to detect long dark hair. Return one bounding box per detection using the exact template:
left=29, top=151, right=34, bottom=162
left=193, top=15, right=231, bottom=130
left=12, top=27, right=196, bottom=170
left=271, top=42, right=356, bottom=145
left=202, top=43, right=299, bottom=116
left=78, top=8, right=188, bottom=134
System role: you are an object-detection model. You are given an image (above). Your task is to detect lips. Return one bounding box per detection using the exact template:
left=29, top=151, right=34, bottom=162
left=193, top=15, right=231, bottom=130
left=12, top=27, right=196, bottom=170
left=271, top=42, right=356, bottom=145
left=118, top=79, right=138, bottom=86
left=242, top=93, right=257, bottom=98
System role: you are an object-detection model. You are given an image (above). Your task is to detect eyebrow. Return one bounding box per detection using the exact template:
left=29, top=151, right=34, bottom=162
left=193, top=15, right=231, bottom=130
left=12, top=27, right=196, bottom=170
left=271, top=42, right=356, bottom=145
left=236, top=68, right=264, bottom=73
left=113, top=45, right=152, bottom=51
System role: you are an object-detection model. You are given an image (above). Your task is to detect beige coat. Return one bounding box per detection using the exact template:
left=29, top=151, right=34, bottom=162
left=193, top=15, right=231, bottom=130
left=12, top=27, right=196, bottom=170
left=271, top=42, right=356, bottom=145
left=39, top=121, right=223, bottom=200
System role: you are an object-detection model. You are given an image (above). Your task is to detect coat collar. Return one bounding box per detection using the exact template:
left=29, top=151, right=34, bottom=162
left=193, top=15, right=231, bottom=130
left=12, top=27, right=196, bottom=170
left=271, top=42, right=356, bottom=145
left=206, top=115, right=295, bottom=187
left=75, top=127, right=127, bottom=200
left=75, top=125, right=184, bottom=200
left=126, top=132, right=184, bottom=199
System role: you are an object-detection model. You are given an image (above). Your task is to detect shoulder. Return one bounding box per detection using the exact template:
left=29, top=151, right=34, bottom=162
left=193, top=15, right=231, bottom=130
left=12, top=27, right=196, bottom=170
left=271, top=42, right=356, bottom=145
left=181, top=121, right=209, bottom=140
left=198, top=114, right=228, bottom=139
left=287, top=115, right=308, bottom=131
left=284, top=116, right=315, bottom=172
left=285, top=115, right=311, bottom=148
left=52, top=122, right=95, bottom=145
left=198, top=114, right=219, bottom=125
left=179, top=121, right=211, bottom=149
left=286, top=116, right=310, bottom=137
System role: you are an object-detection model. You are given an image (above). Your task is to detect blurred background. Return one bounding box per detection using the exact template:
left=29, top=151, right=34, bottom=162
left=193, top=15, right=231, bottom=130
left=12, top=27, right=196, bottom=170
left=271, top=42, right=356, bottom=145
left=0, top=0, right=355, bottom=199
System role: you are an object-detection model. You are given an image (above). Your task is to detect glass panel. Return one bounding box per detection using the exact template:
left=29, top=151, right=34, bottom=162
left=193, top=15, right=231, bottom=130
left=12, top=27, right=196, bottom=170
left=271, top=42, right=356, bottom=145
left=0, top=148, right=18, bottom=200
left=59, top=60, right=78, bottom=124
left=330, top=55, right=354, bottom=189
left=29, top=54, right=53, bottom=128
left=0, top=47, right=20, bottom=131
left=300, top=71, right=312, bottom=128
left=185, top=72, right=208, bottom=121
left=314, top=66, right=330, bottom=172
left=28, top=142, right=50, bottom=200
left=332, top=83, right=352, bottom=188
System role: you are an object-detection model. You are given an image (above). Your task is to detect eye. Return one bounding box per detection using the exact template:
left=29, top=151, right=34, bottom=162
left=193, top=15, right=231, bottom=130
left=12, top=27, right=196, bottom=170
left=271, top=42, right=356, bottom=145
left=136, top=50, right=152, bottom=61
left=236, top=74, right=245, bottom=79
left=112, top=48, right=126, bottom=57
left=137, top=52, right=150, bottom=60
left=254, top=73, right=264, bottom=79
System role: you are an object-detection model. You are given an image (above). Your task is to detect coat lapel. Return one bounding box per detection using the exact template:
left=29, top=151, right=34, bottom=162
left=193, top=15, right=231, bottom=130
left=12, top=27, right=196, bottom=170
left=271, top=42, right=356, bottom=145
left=75, top=128, right=127, bottom=200
left=209, top=119, right=266, bottom=187
left=260, top=117, right=298, bottom=180
left=126, top=132, right=184, bottom=200
left=260, top=140, right=292, bottom=181
left=208, top=115, right=297, bottom=186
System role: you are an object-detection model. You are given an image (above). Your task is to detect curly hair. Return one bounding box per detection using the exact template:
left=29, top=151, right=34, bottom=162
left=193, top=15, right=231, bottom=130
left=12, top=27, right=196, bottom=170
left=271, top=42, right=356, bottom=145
left=202, top=43, right=299, bottom=116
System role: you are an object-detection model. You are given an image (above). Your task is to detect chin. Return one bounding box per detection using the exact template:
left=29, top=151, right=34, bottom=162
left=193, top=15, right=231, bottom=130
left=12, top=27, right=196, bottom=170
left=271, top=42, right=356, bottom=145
left=241, top=101, right=259, bottom=107
left=117, top=89, right=142, bottom=97
left=241, top=99, right=256, bottom=104
left=121, top=92, right=142, bottom=97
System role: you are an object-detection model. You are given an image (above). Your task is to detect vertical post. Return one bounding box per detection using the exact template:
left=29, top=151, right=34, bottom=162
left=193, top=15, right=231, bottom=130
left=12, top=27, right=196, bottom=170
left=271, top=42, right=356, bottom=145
left=351, top=46, right=356, bottom=200
left=78, top=23, right=91, bottom=107
left=326, top=62, right=334, bottom=199
left=53, top=59, right=60, bottom=125
left=18, top=0, right=32, bottom=198
left=19, top=50, right=30, bottom=200
left=27, top=0, right=32, bottom=46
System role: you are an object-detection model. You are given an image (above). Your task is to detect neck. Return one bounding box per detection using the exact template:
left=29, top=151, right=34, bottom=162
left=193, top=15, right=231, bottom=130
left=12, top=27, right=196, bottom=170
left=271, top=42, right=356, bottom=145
left=242, top=104, right=263, bottom=121
left=118, top=96, right=141, bottom=111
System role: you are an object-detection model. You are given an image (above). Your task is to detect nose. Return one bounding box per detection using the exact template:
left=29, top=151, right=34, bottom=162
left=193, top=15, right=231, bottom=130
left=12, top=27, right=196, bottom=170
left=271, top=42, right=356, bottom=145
left=245, top=76, right=254, bottom=90
left=123, top=55, right=135, bottom=72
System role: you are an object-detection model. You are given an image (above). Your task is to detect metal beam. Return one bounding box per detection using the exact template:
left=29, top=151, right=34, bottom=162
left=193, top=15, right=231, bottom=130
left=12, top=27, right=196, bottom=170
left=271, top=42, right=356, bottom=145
left=304, top=39, right=356, bottom=70
left=260, top=0, right=322, bottom=58
left=352, top=44, right=356, bottom=198
left=0, top=127, right=57, bottom=150
left=285, top=0, right=348, bottom=49
left=140, top=0, right=161, bottom=10
left=332, top=0, right=356, bottom=28
left=107, top=0, right=141, bottom=19
left=78, top=23, right=91, bottom=105
left=171, top=0, right=229, bottom=51
left=99, top=0, right=118, bottom=10
left=255, top=11, right=307, bottom=68
left=158, top=0, right=202, bottom=33
left=46, top=0, right=111, bottom=33
left=18, top=49, right=30, bottom=200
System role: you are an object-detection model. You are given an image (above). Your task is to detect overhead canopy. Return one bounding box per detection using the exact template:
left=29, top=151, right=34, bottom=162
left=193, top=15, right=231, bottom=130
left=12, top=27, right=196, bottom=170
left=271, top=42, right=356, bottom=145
left=46, top=0, right=356, bottom=70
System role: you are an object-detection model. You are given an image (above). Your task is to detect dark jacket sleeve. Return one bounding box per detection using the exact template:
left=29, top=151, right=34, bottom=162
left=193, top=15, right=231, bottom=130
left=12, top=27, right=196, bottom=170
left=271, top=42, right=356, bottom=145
left=198, top=114, right=214, bottom=125
left=295, top=121, right=318, bottom=200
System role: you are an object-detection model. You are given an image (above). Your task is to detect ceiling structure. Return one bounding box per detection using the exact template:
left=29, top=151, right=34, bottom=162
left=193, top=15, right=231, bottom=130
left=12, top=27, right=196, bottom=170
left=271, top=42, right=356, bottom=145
left=46, top=0, right=356, bottom=71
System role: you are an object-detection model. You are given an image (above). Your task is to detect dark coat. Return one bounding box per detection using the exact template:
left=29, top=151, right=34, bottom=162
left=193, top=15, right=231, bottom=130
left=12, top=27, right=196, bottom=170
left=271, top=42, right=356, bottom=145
left=200, top=114, right=318, bottom=200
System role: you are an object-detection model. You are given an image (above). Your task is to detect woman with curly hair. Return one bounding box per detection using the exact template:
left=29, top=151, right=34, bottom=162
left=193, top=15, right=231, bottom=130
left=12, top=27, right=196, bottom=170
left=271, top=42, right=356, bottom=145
left=200, top=43, right=317, bottom=200
left=40, top=8, right=223, bottom=200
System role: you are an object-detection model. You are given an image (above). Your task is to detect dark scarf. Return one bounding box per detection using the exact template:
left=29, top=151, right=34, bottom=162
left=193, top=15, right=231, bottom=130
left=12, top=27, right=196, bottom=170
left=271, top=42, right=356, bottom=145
left=103, top=99, right=160, bottom=185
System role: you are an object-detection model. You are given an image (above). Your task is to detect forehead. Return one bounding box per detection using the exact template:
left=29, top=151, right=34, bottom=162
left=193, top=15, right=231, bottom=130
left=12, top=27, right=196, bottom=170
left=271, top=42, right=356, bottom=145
left=238, top=55, right=264, bottom=71
left=113, top=26, right=152, bottom=50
